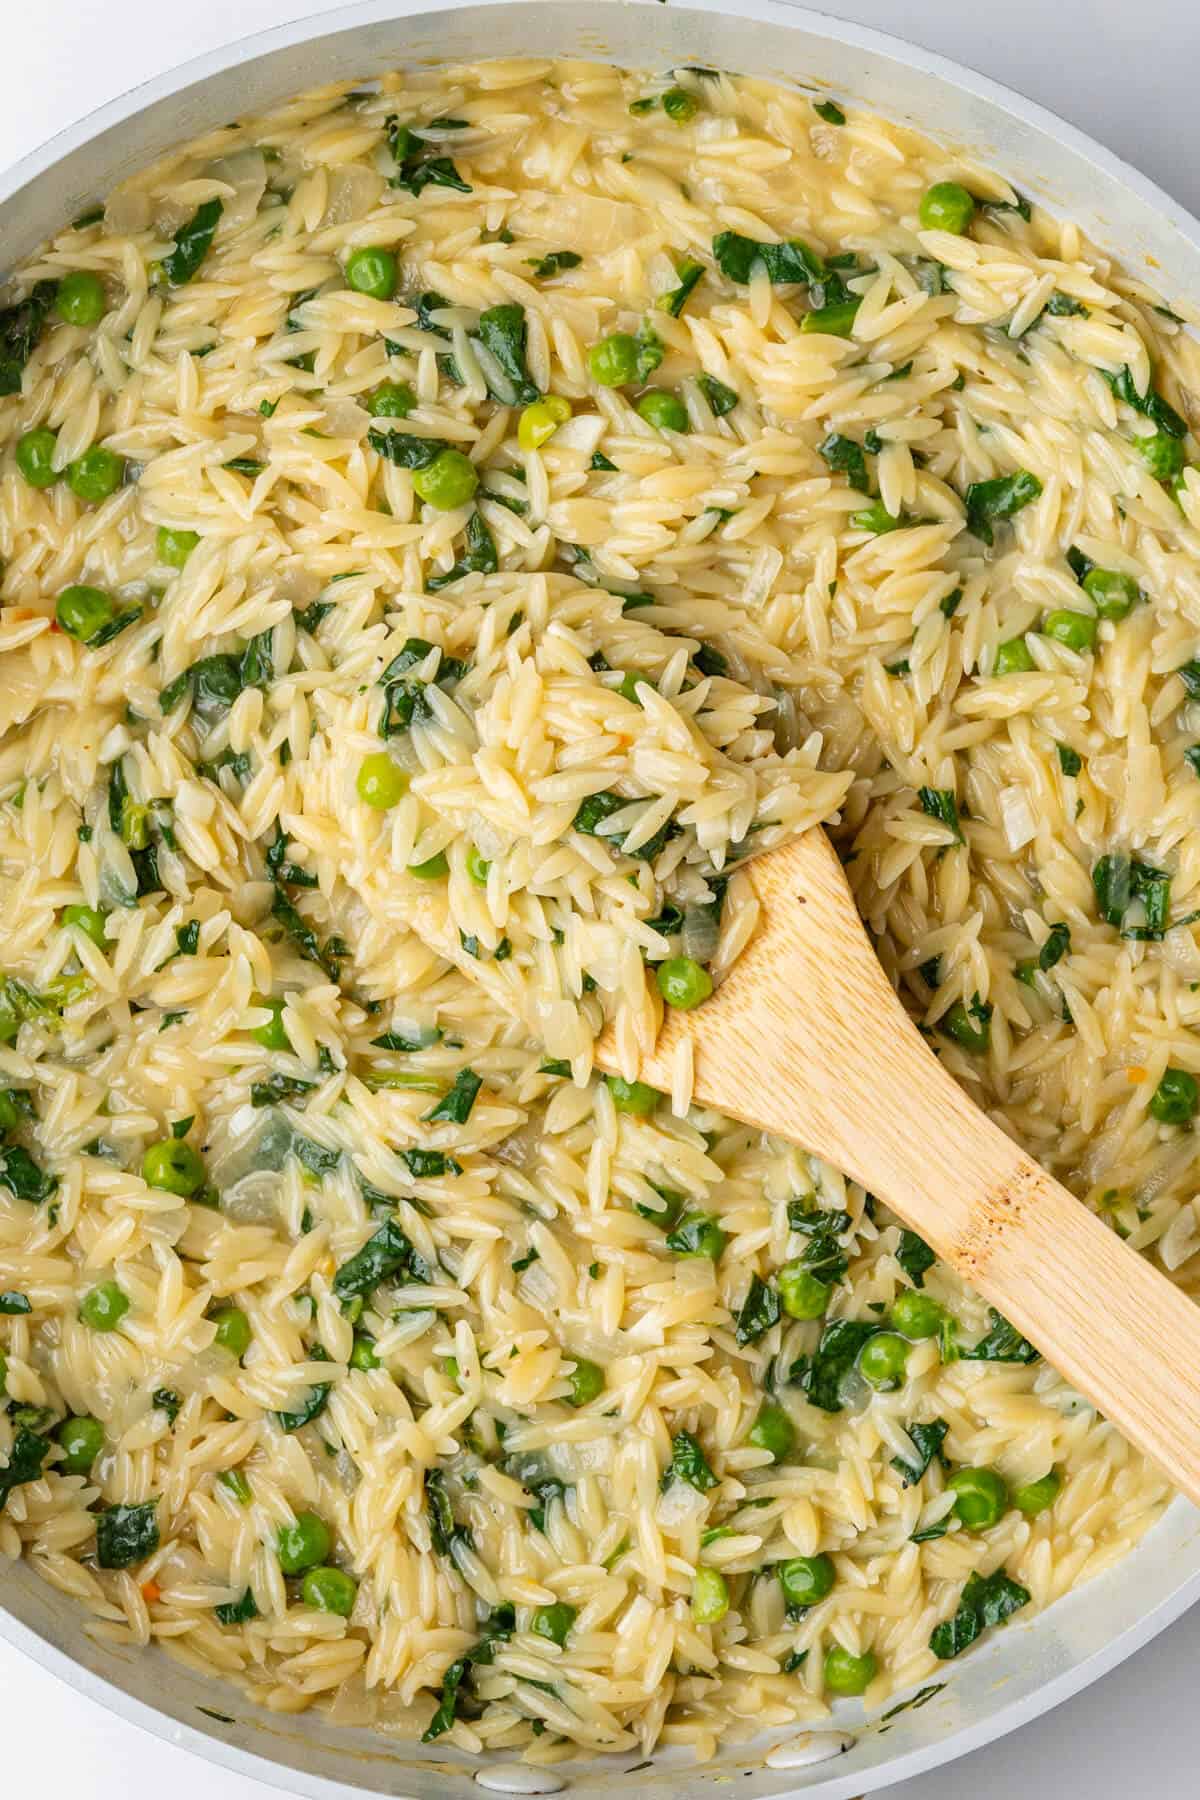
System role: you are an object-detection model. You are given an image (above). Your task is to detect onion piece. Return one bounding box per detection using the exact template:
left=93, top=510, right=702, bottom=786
left=206, top=149, right=267, bottom=234
left=682, top=898, right=721, bottom=964
left=997, top=783, right=1036, bottom=851
left=320, top=164, right=384, bottom=227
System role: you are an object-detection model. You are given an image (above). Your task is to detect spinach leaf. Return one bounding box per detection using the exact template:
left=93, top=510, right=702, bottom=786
left=386, top=119, right=473, bottom=196
left=368, top=429, right=453, bottom=468
left=1103, top=366, right=1186, bottom=438
left=152, top=1387, right=181, bottom=1426
left=1045, top=291, right=1088, bottom=318
left=400, top=1148, right=458, bottom=1178
left=634, top=319, right=663, bottom=382
left=175, top=921, right=201, bottom=958
left=814, top=100, right=846, bottom=125
left=332, top=1219, right=427, bottom=1300
left=0, top=281, right=58, bottom=396
left=799, top=1228, right=847, bottom=1287
left=801, top=1318, right=881, bottom=1412
left=918, top=787, right=963, bottom=843
left=658, top=259, right=705, bottom=318
left=427, top=511, right=498, bottom=590
left=476, top=304, right=539, bottom=404
left=421, top=1603, right=515, bottom=1741
left=159, top=635, right=273, bottom=723
left=426, top=1467, right=471, bottom=1558
left=270, top=884, right=342, bottom=980
left=423, top=1068, right=482, bottom=1124
left=526, top=251, right=582, bottom=279
left=0, top=1146, right=56, bottom=1204
left=930, top=1567, right=1030, bottom=1660
left=664, top=1428, right=718, bottom=1491
left=1039, top=922, right=1071, bottom=970
left=0, top=1292, right=32, bottom=1315
left=962, top=1308, right=1039, bottom=1363
left=786, top=1201, right=852, bottom=1236
left=163, top=200, right=223, bottom=287
left=734, top=1274, right=781, bottom=1345
left=570, top=790, right=676, bottom=861
left=696, top=373, right=738, bottom=416
left=273, top=1344, right=332, bottom=1432
left=591, top=450, right=617, bottom=471
left=1092, top=853, right=1172, bottom=939
left=214, top=1589, right=259, bottom=1625
left=88, top=605, right=143, bottom=649
left=964, top=471, right=1043, bottom=544
left=896, top=1230, right=935, bottom=1288
left=505, top=1453, right=568, bottom=1533
left=818, top=433, right=870, bottom=493
left=250, top=1074, right=317, bottom=1108
left=712, top=231, right=824, bottom=286
left=95, top=1499, right=160, bottom=1568
left=0, top=1427, right=49, bottom=1511
left=891, top=1418, right=949, bottom=1488
left=371, top=1026, right=443, bottom=1052
left=1056, top=743, right=1082, bottom=777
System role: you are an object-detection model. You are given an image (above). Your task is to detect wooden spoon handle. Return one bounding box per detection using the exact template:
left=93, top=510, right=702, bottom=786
left=612, top=831, right=1200, bottom=1505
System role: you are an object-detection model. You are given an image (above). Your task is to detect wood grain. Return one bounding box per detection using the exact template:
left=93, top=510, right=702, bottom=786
left=597, top=829, right=1200, bottom=1506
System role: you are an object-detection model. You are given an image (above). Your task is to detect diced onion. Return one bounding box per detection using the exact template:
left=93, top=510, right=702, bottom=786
left=997, top=783, right=1036, bottom=851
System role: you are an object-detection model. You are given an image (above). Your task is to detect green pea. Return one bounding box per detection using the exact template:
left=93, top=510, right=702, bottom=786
left=79, top=1280, right=129, bottom=1332
left=276, top=1511, right=331, bottom=1574
left=356, top=751, right=409, bottom=810
left=1132, top=433, right=1185, bottom=480
left=858, top=1332, right=910, bottom=1390
left=1012, top=1469, right=1061, bottom=1517
left=992, top=635, right=1036, bottom=675
left=824, top=1643, right=877, bottom=1696
left=302, top=1565, right=359, bottom=1615
left=691, top=1566, right=729, bottom=1624
left=1082, top=568, right=1138, bottom=620
left=941, top=1000, right=991, bottom=1054
left=747, top=1403, right=795, bottom=1462
left=668, top=1212, right=725, bottom=1260
left=890, top=1289, right=944, bottom=1340
left=369, top=380, right=416, bottom=418
left=636, top=390, right=689, bottom=433
left=588, top=333, right=640, bottom=387
left=661, top=87, right=699, bottom=124
left=566, top=1357, right=605, bottom=1406
left=141, top=1138, right=205, bottom=1197
left=55, top=271, right=107, bottom=326
left=531, top=1601, right=577, bottom=1645
left=66, top=446, right=125, bottom=504
left=56, top=1414, right=104, bottom=1475
left=518, top=395, right=572, bottom=450
left=919, top=182, right=976, bottom=234
left=408, top=850, right=449, bottom=879
left=1149, top=1067, right=1199, bottom=1125
left=15, top=426, right=59, bottom=488
left=218, top=1468, right=253, bottom=1504
left=349, top=1333, right=380, bottom=1372
left=62, top=904, right=107, bottom=948
left=411, top=448, right=478, bottom=510
left=779, top=1554, right=835, bottom=1609
left=778, top=1261, right=832, bottom=1321
left=466, top=845, right=491, bottom=886
left=211, top=1306, right=252, bottom=1359
left=344, top=246, right=398, bottom=301
left=156, top=526, right=199, bottom=568
left=1042, top=608, right=1097, bottom=653
left=605, top=1075, right=659, bottom=1115
left=56, top=584, right=117, bottom=642
left=251, top=995, right=291, bottom=1052
left=946, top=1465, right=1009, bottom=1530
left=656, top=956, right=713, bottom=1010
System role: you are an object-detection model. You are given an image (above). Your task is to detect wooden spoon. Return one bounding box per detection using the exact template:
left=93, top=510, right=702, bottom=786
left=597, top=827, right=1200, bottom=1506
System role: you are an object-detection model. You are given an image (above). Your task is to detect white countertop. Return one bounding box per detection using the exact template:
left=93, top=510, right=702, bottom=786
left=5, top=2, right=1200, bottom=1793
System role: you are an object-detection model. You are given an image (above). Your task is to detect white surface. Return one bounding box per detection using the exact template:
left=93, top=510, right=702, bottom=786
left=4, top=1, right=1200, bottom=1795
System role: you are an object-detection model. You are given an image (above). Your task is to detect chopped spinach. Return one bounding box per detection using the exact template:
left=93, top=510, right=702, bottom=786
left=696, top=373, right=738, bottom=416
left=423, top=1067, right=482, bottom=1124
left=0, top=1427, right=49, bottom=1511
left=163, top=200, right=223, bottom=287
left=734, top=1274, right=781, bottom=1345
left=962, top=1308, right=1039, bottom=1364
left=95, top=1499, right=160, bottom=1568
left=896, top=1230, right=935, bottom=1288
left=0, top=281, right=58, bottom=396
left=421, top=1602, right=515, bottom=1740
left=386, top=118, right=473, bottom=196
left=964, top=471, right=1043, bottom=544
left=152, top=1387, right=181, bottom=1426
left=332, top=1219, right=427, bottom=1301
left=427, top=511, right=498, bottom=590
left=659, top=259, right=705, bottom=318
left=918, top=786, right=963, bottom=843
left=401, top=1148, right=459, bottom=1178
left=1103, top=365, right=1186, bottom=439
left=371, top=1027, right=443, bottom=1052
left=930, top=1567, right=1030, bottom=1660
left=1056, top=743, right=1082, bottom=776
left=250, top=1074, right=317, bottom=1108
left=1045, top=291, right=1088, bottom=318
left=1039, top=922, right=1071, bottom=971
left=368, top=429, right=452, bottom=469
left=891, top=1418, right=949, bottom=1487
left=712, top=231, right=824, bottom=286
left=426, top=1467, right=471, bottom=1558
left=214, top=1589, right=259, bottom=1626
left=526, top=250, right=582, bottom=279
left=0, top=1292, right=32, bottom=1315
left=818, top=432, right=870, bottom=493
left=0, top=1146, right=56, bottom=1204
left=664, top=1428, right=718, bottom=1491
left=801, top=1318, right=881, bottom=1412
left=273, top=1345, right=332, bottom=1432
left=476, top=303, right=540, bottom=404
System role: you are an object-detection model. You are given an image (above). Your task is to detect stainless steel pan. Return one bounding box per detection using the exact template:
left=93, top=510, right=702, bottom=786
left=2, top=3, right=1198, bottom=1793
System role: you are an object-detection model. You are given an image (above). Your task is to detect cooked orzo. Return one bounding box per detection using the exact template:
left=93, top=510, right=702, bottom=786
left=2, top=51, right=1198, bottom=1763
